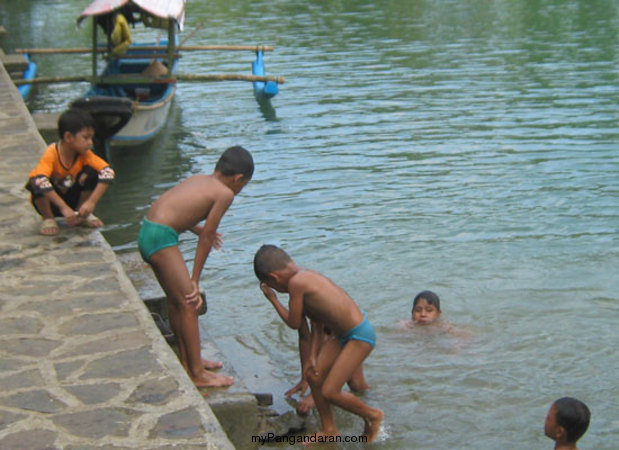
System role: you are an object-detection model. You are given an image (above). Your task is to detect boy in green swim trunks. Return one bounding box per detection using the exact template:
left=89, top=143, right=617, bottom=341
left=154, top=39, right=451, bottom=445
left=253, top=245, right=384, bottom=443
left=138, top=146, right=253, bottom=388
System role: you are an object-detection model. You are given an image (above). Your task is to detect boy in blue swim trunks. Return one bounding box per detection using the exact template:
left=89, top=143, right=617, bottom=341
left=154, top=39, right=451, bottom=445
left=254, top=245, right=384, bottom=443
left=138, top=146, right=253, bottom=388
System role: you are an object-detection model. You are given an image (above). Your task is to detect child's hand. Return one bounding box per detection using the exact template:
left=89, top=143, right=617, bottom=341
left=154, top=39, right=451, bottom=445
left=77, top=200, right=95, bottom=219
left=285, top=379, right=309, bottom=398
left=260, top=282, right=276, bottom=300
left=304, top=363, right=319, bottom=383
left=213, top=232, right=223, bottom=250
left=185, top=281, right=201, bottom=308
left=63, top=208, right=81, bottom=226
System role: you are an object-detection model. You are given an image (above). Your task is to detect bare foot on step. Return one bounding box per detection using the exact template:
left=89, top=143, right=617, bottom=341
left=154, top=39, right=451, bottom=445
left=202, top=358, right=223, bottom=370
left=192, top=369, right=234, bottom=388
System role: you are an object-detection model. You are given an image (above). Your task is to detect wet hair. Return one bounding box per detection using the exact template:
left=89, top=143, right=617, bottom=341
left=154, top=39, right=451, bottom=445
left=412, top=290, right=441, bottom=312
left=58, top=108, right=96, bottom=139
left=215, top=146, right=254, bottom=180
left=554, top=397, right=590, bottom=443
left=253, top=244, right=292, bottom=282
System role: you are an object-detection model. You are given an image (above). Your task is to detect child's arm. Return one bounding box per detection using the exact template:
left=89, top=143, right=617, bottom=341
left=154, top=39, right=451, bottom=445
left=259, top=282, right=305, bottom=332
left=260, top=283, right=293, bottom=324
left=309, top=319, right=324, bottom=368
left=43, top=189, right=81, bottom=226
left=188, top=194, right=233, bottom=303
left=285, top=319, right=311, bottom=399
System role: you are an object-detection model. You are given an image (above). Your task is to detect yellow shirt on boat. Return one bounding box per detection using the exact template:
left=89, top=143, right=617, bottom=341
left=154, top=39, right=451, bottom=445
left=111, top=13, right=131, bottom=56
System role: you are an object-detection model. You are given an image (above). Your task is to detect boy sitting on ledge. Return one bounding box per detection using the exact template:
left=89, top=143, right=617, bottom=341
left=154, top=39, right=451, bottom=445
left=25, top=108, right=114, bottom=236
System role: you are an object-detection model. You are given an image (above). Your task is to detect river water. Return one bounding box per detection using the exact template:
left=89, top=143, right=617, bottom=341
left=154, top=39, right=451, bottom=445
left=3, top=0, right=618, bottom=448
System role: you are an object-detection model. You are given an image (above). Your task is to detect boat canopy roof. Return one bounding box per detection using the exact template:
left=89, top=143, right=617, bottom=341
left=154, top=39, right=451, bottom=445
left=77, top=0, right=186, bottom=30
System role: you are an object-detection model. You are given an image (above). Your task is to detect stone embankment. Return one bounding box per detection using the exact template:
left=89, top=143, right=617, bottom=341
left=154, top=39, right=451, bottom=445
left=0, top=58, right=234, bottom=449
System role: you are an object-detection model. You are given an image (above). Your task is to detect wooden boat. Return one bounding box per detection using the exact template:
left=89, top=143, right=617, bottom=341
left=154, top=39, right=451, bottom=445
left=14, top=0, right=284, bottom=154
left=18, top=54, right=37, bottom=100
left=73, top=0, right=186, bottom=148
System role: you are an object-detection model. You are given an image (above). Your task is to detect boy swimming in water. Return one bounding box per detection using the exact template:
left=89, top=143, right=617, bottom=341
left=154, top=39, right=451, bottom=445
left=253, top=245, right=383, bottom=442
left=138, top=146, right=253, bottom=388
left=410, top=290, right=442, bottom=325
left=544, top=397, right=590, bottom=450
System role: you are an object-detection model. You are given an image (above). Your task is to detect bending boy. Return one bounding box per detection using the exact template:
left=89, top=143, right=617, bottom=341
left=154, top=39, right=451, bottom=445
left=138, top=146, right=253, bottom=388
left=254, top=245, right=383, bottom=442
left=25, top=108, right=114, bottom=235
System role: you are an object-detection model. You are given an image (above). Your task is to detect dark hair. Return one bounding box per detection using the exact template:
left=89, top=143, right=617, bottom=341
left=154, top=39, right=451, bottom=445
left=554, top=397, right=590, bottom=443
left=253, top=245, right=292, bottom=281
left=412, top=290, right=441, bottom=312
left=215, top=146, right=254, bottom=180
left=58, top=108, right=96, bottom=139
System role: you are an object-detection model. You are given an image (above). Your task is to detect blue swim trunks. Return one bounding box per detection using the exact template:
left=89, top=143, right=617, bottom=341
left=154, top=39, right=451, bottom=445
left=138, top=218, right=179, bottom=262
left=339, top=314, right=376, bottom=348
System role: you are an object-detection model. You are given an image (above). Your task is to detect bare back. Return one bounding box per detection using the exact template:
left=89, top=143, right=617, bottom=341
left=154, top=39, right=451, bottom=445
left=146, top=174, right=233, bottom=233
left=290, top=269, right=364, bottom=336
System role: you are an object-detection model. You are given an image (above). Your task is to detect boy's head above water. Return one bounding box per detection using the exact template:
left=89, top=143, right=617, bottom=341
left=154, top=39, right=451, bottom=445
left=411, top=290, right=441, bottom=324
left=545, top=397, right=590, bottom=446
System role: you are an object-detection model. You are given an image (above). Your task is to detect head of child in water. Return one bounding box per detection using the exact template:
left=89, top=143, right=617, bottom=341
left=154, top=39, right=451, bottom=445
left=411, top=290, right=441, bottom=324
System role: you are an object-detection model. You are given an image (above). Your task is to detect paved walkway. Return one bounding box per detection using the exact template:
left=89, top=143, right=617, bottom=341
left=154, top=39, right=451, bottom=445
left=0, top=62, right=234, bottom=449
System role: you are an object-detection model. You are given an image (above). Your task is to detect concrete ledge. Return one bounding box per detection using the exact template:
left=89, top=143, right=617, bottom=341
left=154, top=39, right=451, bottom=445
left=0, top=62, right=234, bottom=449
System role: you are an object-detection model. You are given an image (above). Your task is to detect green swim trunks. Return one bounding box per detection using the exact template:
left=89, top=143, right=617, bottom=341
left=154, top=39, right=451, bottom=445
left=138, top=218, right=179, bottom=262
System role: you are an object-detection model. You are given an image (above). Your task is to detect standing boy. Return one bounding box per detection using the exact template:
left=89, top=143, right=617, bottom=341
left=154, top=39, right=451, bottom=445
left=138, top=146, right=253, bottom=388
left=545, top=397, right=591, bottom=449
left=253, top=244, right=383, bottom=442
left=25, top=108, right=114, bottom=235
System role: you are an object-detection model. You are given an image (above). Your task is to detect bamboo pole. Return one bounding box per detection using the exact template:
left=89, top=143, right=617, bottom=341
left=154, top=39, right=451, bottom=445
left=175, top=73, right=285, bottom=84
left=13, top=73, right=285, bottom=85
left=15, top=45, right=275, bottom=55
left=178, top=45, right=274, bottom=52
left=13, top=76, right=92, bottom=85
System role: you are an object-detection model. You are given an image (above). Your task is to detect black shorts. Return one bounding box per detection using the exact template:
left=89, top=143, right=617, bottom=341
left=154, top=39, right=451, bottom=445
left=26, top=166, right=99, bottom=217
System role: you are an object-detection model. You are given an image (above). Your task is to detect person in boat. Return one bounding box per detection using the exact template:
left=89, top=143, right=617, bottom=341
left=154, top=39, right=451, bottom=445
left=253, top=245, right=384, bottom=443
left=25, top=108, right=114, bottom=236
left=137, top=146, right=253, bottom=388
left=544, top=397, right=591, bottom=449
left=110, top=12, right=132, bottom=57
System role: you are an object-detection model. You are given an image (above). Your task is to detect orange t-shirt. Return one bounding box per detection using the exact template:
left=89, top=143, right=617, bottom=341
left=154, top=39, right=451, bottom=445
left=28, top=143, right=114, bottom=194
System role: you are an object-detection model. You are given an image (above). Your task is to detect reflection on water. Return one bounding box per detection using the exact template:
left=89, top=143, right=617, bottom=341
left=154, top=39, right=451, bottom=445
left=4, top=0, right=618, bottom=448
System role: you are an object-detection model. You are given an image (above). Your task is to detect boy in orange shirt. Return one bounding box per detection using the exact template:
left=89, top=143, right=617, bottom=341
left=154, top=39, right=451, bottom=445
left=25, top=108, right=114, bottom=235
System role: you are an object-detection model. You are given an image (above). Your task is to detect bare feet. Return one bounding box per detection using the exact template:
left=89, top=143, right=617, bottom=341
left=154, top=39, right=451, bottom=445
left=363, top=409, right=384, bottom=443
left=202, top=358, right=223, bottom=370
left=191, top=369, right=234, bottom=388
